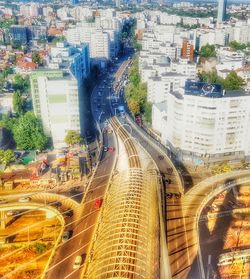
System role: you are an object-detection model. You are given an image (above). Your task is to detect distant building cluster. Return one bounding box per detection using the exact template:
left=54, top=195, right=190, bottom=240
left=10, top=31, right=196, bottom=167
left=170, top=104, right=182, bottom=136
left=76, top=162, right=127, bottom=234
left=135, top=8, right=250, bottom=162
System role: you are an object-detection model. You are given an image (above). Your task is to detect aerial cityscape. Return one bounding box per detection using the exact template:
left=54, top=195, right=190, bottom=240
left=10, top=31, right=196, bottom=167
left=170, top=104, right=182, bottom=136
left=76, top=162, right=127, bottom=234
left=0, top=0, right=249, bottom=278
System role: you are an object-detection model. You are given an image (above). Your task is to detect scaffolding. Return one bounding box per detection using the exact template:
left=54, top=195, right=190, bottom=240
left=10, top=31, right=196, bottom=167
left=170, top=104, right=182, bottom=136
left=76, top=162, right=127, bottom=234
left=83, top=168, right=159, bottom=279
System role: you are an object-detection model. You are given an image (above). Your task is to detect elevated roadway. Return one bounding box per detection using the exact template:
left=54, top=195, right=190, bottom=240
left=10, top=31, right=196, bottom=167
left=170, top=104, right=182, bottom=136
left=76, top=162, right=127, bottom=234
left=82, top=116, right=160, bottom=279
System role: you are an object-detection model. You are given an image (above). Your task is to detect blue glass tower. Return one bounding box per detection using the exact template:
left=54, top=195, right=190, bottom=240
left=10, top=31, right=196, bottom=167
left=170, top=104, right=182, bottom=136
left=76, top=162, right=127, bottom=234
left=217, top=0, right=227, bottom=23
left=72, top=0, right=79, bottom=5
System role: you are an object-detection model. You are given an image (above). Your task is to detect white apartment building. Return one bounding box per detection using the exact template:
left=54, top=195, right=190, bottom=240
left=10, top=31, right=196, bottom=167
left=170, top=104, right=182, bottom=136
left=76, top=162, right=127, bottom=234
left=152, top=81, right=250, bottom=161
left=30, top=43, right=90, bottom=147
left=232, top=21, right=250, bottom=43
left=147, top=73, right=189, bottom=103
left=65, top=20, right=120, bottom=60
left=90, top=29, right=110, bottom=62
left=216, top=47, right=245, bottom=72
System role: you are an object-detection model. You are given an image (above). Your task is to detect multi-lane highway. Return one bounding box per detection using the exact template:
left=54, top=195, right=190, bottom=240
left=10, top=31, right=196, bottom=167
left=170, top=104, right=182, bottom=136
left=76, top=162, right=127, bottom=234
left=45, top=64, right=119, bottom=279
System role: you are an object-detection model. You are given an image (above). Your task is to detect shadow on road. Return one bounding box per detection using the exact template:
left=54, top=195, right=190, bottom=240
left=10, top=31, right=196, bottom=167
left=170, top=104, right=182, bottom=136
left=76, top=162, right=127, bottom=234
left=188, top=182, right=237, bottom=278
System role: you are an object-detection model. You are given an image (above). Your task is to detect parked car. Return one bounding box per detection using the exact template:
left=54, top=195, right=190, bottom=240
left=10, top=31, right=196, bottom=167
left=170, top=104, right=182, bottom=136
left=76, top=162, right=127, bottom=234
left=73, top=255, right=82, bottom=269
left=62, top=230, right=72, bottom=242
left=18, top=196, right=31, bottom=203
left=94, top=198, right=103, bottom=209
left=49, top=201, right=62, bottom=208
left=108, top=147, right=115, bottom=152
left=64, top=209, right=73, bottom=217
left=104, top=146, right=108, bottom=152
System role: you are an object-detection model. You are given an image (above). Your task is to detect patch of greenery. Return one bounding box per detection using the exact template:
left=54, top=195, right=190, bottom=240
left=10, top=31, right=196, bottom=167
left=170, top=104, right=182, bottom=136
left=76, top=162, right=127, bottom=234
left=34, top=242, right=51, bottom=254
left=0, top=149, right=15, bottom=166
left=64, top=130, right=81, bottom=146
left=125, top=59, right=152, bottom=124
left=199, top=44, right=216, bottom=58
left=199, top=70, right=245, bottom=91
left=0, top=112, right=48, bottom=151
left=229, top=41, right=250, bottom=51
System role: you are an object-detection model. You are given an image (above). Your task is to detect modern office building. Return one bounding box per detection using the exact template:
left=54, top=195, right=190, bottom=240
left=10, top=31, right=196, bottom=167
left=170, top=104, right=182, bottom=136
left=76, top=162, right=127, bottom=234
left=152, top=81, right=250, bottom=162
left=71, top=0, right=79, bottom=5
left=217, top=0, right=227, bottom=23
left=30, top=43, right=90, bottom=147
left=10, top=25, right=28, bottom=44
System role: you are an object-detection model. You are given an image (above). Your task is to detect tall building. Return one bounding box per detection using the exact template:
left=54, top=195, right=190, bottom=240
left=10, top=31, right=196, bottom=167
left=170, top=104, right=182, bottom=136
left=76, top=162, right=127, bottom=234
left=10, top=26, right=28, bottom=44
left=181, top=40, right=194, bottom=61
left=30, top=43, right=90, bottom=147
left=115, top=0, right=121, bottom=8
left=152, top=81, right=250, bottom=162
left=71, top=0, right=79, bottom=5
left=217, top=0, right=227, bottom=23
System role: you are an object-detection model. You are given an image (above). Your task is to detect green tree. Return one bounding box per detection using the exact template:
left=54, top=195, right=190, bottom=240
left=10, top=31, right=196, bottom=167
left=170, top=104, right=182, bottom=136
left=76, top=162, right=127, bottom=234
left=199, top=44, right=216, bottom=58
left=13, top=74, right=30, bottom=94
left=52, top=35, right=66, bottom=44
left=64, top=130, right=81, bottom=146
left=229, top=41, right=250, bottom=51
left=128, top=99, right=140, bottom=115
left=13, top=90, right=24, bottom=115
left=223, top=71, right=245, bottom=90
left=12, top=112, right=48, bottom=150
left=0, top=149, right=15, bottom=166
left=32, top=52, right=42, bottom=65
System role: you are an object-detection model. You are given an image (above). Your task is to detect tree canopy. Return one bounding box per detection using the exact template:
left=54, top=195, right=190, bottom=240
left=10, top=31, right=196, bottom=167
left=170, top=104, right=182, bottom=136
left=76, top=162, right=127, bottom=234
left=32, top=52, right=43, bottom=66
left=64, top=130, right=81, bottom=146
left=199, top=44, right=216, bottom=58
left=13, top=90, right=24, bottom=115
left=125, top=59, right=152, bottom=123
left=12, top=112, right=48, bottom=150
left=12, top=74, right=30, bottom=94
left=0, top=149, right=15, bottom=166
left=199, top=70, right=245, bottom=91
left=229, top=41, right=250, bottom=51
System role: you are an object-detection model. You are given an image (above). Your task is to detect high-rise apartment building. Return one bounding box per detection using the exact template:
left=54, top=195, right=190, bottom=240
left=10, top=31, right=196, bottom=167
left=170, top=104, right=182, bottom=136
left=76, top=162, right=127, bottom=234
left=217, top=0, right=227, bottom=23
left=30, top=43, right=90, bottom=147
left=181, top=40, right=194, bottom=61
left=152, top=81, right=250, bottom=162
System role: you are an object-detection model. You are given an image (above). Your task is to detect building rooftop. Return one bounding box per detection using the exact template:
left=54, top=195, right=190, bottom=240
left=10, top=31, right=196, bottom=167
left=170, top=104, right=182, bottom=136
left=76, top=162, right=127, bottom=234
left=185, top=81, right=223, bottom=98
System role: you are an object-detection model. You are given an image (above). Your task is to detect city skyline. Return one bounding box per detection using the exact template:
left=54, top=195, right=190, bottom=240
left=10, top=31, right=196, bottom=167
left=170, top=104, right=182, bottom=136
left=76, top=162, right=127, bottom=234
left=0, top=2, right=249, bottom=279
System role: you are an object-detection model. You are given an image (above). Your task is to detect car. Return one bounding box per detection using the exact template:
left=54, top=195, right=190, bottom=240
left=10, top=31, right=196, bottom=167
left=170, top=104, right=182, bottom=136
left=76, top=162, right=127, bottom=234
left=73, top=255, right=82, bottom=269
left=103, top=146, right=108, bottom=152
left=49, top=201, right=62, bottom=208
left=108, top=146, right=115, bottom=152
left=18, top=196, right=31, bottom=203
left=6, top=210, right=20, bottom=217
left=158, top=155, right=164, bottom=160
left=64, top=208, right=73, bottom=217
left=107, top=129, right=113, bottom=134
left=94, top=198, right=103, bottom=209
left=62, top=230, right=72, bottom=242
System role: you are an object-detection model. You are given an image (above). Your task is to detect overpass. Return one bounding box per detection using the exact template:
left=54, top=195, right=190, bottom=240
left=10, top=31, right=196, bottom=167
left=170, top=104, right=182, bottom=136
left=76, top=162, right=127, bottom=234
left=182, top=170, right=250, bottom=279
left=81, top=117, right=160, bottom=279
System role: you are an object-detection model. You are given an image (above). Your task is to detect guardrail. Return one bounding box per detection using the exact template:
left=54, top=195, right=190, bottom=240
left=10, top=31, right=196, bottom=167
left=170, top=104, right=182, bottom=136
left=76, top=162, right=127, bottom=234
left=125, top=112, right=184, bottom=192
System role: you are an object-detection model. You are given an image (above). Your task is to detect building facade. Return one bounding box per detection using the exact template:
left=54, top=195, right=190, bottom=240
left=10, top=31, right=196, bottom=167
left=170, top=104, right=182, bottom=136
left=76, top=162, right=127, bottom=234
left=217, top=0, right=227, bottom=23
left=30, top=44, right=90, bottom=147
left=152, top=81, right=250, bottom=162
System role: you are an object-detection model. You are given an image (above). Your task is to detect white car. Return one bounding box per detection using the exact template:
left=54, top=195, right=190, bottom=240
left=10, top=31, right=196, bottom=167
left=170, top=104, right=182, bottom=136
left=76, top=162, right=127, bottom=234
left=18, top=196, right=31, bottom=203
left=73, top=256, right=82, bottom=269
